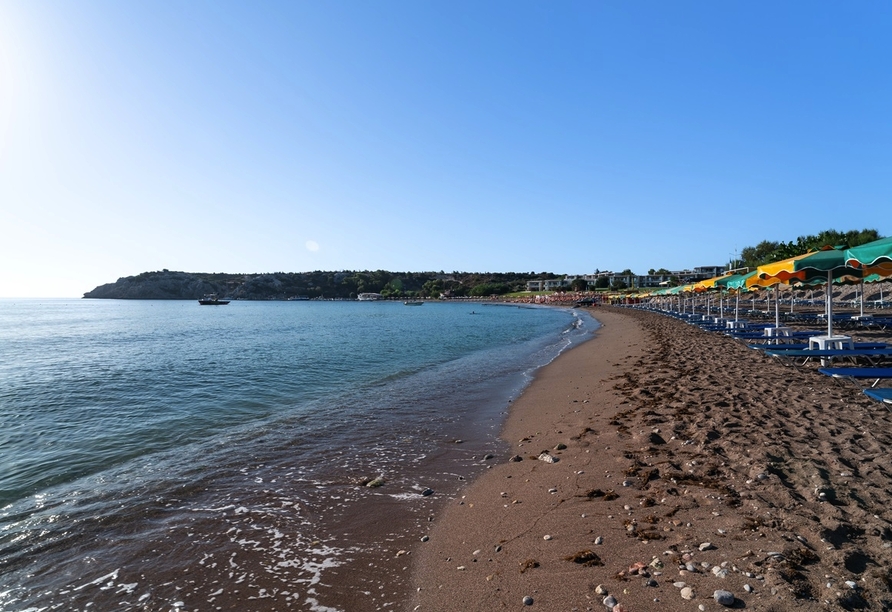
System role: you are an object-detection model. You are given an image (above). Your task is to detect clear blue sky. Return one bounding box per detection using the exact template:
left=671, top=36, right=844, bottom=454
left=2, top=1, right=890, bottom=297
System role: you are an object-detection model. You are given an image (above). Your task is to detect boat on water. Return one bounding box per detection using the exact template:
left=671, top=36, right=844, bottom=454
left=404, top=301, right=424, bottom=306
left=198, top=294, right=230, bottom=305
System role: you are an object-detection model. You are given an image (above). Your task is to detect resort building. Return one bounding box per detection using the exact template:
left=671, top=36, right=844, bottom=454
left=526, top=266, right=725, bottom=292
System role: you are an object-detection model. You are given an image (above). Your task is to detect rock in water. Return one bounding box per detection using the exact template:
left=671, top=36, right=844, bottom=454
left=366, top=477, right=386, bottom=488
left=421, top=488, right=434, bottom=496
left=713, top=590, right=735, bottom=606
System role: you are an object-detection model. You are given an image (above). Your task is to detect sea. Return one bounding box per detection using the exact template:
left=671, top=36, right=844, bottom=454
left=0, top=298, right=597, bottom=612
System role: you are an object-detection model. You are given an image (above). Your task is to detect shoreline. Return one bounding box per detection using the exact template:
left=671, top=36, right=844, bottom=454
left=408, top=306, right=892, bottom=611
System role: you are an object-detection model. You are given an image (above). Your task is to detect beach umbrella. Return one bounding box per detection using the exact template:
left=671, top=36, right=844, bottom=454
left=791, top=248, right=871, bottom=338
left=745, top=248, right=860, bottom=337
left=844, top=236, right=892, bottom=270
left=692, top=276, right=722, bottom=317
left=747, top=252, right=817, bottom=287
left=746, top=259, right=802, bottom=330
left=715, top=270, right=757, bottom=322
left=746, top=252, right=819, bottom=326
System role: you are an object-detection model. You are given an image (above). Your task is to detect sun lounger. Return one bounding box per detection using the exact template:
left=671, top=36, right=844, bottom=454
left=864, top=388, right=892, bottom=405
left=817, top=367, right=892, bottom=387
left=737, top=330, right=824, bottom=344
left=750, top=342, right=888, bottom=351
left=763, top=347, right=892, bottom=367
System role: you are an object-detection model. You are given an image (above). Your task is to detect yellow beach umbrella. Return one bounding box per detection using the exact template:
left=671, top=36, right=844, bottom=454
left=745, top=252, right=816, bottom=289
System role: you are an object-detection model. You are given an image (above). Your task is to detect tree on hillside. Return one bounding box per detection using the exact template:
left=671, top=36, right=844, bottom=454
left=740, top=228, right=882, bottom=268
left=569, top=278, right=588, bottom=291
left=470, top=283, right=510, bottom=296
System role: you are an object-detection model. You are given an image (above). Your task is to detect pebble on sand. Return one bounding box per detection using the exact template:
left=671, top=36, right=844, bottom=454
left=522, top=595, right=534, bottom=606
left=713, top=590, right=735, bottom=606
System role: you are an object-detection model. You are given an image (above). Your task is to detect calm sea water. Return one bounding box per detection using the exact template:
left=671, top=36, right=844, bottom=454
left=0, top=299, right=596, bottom=611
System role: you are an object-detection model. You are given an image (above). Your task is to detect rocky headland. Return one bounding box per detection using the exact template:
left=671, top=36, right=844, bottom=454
left=83, top=269, right=556, bottom=300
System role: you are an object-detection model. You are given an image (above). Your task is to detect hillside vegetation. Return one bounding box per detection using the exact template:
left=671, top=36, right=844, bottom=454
left=83, top=269, right=562, bottom=300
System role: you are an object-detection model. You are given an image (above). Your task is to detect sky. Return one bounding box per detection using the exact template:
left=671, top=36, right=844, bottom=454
left=1, top=1, right=891, bottom=297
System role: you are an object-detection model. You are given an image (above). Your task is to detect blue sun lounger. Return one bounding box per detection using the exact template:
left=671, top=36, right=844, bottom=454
left=763, top=347, right=892, bottom=367
left=817, top=367, right=892, bottom=387
left=751, top=342, right=888, bottom=351
left=864, top=388, right=892, bottom=405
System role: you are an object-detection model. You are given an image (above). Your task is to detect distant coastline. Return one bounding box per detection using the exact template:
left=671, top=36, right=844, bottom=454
left=82, top=269, right=565, bottom=301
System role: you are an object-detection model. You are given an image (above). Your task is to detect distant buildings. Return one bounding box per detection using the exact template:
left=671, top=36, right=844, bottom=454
left=526, top=266, right=725, bottom=292
left=524, top=279, right=570, bottom=291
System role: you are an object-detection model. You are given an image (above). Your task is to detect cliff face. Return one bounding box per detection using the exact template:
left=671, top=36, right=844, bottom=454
left=84, top=271, right=230, bottom=300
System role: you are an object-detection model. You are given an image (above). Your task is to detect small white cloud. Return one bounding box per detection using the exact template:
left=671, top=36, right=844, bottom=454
left=305, top=240, right=320, bottom=252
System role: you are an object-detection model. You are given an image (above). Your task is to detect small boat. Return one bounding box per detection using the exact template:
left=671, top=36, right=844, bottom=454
left=403, top=301, right=424, bottom=306
left=198, top=294, right=230, bottom=305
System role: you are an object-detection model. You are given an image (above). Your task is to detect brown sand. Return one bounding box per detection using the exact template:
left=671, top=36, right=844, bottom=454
left=409, top=307, right=892, bottom=611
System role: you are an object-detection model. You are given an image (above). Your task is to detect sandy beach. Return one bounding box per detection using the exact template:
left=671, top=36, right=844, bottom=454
left=410, top=306, right=892, bottom=611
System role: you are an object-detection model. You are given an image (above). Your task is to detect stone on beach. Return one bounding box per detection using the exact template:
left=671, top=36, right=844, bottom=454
left=713, top=590, right=735, bottom=606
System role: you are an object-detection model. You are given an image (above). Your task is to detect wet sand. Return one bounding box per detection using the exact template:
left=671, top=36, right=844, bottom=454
left=410, top=307, right=892, bottom=611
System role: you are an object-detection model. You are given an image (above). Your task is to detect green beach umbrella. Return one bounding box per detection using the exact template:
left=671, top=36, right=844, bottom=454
left=791, top=247, right=886, bottom=335
left=844, top=236, right=892, bottom=269
left=712, top=270, right=756, bottom=322
left=715, top=270, right=758, bottom=291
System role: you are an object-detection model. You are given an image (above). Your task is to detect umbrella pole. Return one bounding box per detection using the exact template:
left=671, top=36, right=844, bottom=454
left=826, top=271, right=833, bottom=338
left=860, top=279, right=865, bottom=317
left=735, top=292, right=739, bottom=321
left=775, top=284, right=780, bottom=329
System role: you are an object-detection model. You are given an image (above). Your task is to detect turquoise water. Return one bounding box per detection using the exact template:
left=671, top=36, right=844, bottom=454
left=0, top=299, right=595, bottom=611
